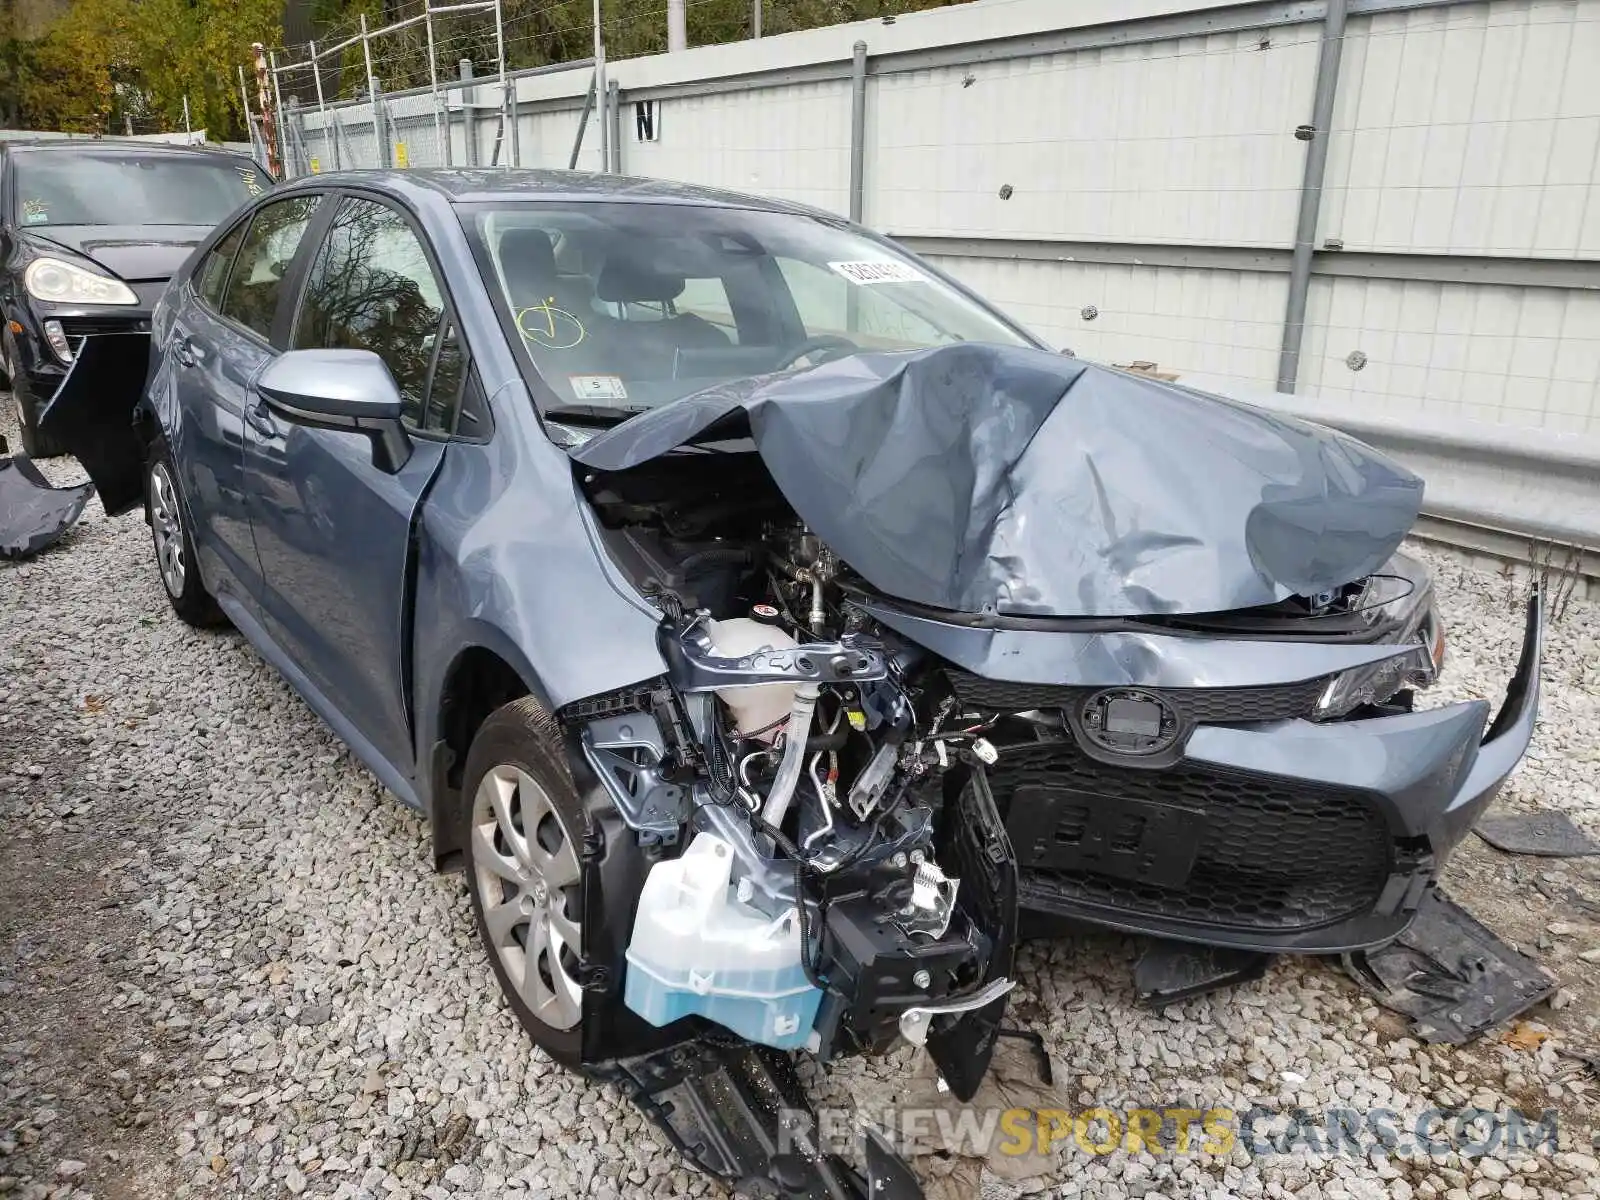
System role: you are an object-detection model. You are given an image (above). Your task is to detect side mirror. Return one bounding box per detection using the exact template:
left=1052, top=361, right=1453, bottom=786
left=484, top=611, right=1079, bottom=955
left=256, top=349, right=412, bottom=473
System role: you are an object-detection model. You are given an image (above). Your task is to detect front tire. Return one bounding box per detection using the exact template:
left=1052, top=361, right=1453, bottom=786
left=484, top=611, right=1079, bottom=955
left=146, top=438, right=226, bottom=627
left=13, top=370, right=66, bottom=459
left=461, top=698, right=589, bottom=1066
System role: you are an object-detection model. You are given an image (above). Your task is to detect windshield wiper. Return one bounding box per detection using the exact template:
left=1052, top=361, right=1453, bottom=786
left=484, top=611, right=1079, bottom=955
left=543, top=404, right=650, bottom=427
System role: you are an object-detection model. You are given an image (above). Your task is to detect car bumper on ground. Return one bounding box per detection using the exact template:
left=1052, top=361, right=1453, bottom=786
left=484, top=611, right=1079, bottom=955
left=1003, top=593, right=1543, bottom=954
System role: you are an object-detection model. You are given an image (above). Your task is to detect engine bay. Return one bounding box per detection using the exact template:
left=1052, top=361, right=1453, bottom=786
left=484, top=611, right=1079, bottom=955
left=576, top=453, right=1017, bottom=1079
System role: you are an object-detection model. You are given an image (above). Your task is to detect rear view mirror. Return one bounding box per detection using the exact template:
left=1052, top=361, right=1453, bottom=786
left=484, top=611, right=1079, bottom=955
left=256, top=349, right=412, bottom=473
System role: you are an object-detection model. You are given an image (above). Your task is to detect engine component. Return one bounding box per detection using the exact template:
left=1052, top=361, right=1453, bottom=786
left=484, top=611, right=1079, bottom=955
left=761, top=682, right=820, bottom=828
left=704, top=616, right=799, bottom=742
left=624, top=833, right=824, bottom=1050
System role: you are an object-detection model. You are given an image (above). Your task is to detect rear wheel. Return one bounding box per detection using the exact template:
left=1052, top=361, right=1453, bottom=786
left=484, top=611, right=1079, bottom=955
left=461, top=698, right=588, bottom=1066
left=146, top=438, right=226, bottom=627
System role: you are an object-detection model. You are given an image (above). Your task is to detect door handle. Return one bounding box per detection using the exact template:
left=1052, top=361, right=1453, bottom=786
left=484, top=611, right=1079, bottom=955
left=244, top=396, right=277, bottom=438
left=171, top=337, right=196, bottom=368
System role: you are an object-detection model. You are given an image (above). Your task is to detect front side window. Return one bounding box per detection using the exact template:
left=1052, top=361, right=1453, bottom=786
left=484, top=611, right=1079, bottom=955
left=463, top=202, right=1030, bottom=417
left=293, top=197, right=448, bottom=429
left=221, top=195, right=321, bottom=339
left=11, top=151, right=264, bottom=228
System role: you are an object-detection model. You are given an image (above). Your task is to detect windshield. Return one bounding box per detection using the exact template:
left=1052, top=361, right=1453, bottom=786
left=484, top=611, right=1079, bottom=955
left=465, top=201, right=1032, bottom=417
left=12, top=152, right=264, bottom=227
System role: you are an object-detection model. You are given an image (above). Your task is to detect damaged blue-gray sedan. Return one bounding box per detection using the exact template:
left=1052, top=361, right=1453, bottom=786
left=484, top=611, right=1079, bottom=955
left=46, top=170, right=1540, bottom=1199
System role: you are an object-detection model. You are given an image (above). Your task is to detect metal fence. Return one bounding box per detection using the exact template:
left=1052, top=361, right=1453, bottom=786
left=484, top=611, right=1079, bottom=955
left=245, top=0, right=1600, bottom=574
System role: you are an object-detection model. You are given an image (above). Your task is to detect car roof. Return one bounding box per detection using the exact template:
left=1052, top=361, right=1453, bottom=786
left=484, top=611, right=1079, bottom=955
left=2, top=139, right=256, bottom=165
left=284, top=168, right=842, bottom=221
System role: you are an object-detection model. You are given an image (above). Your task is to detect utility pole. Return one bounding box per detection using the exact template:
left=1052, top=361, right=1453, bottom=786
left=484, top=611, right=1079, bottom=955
left=593, top=0, right=607, bottom=171
left=667, top=0, right=687, bottom=51
left=754, top=0, right=762, bottom=39
left=182, top=95, right=191, bottom=139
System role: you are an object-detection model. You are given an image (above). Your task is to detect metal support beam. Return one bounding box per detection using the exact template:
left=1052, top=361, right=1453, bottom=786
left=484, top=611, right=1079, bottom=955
left=607, top=79, right=622, bottom=173
left=461, top=59, right=477, bottom=167
left=427, top=1, right=446, bottom=167
left=494, top=0, right=512, bottom=168
left=309, top=42, right=339, bottom=171
left=1277, top=0, right=1347, bottom=393
left=569, top=71, right=597, bottom=169
left=267, top=51, right=288, bottom=176
left=848, top=41, right=867, bottom=223
left=361, top=15, right=390, bottom=169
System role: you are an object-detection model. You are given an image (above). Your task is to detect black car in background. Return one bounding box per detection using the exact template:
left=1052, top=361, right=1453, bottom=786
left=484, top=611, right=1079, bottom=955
left=0, top=139, right=269, bottom=456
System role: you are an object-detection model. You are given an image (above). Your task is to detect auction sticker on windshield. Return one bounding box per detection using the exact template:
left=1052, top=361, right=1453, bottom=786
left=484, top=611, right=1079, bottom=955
left=569, top=375, right=629, bottom=402
left=828, top=260, right=927, bottom=286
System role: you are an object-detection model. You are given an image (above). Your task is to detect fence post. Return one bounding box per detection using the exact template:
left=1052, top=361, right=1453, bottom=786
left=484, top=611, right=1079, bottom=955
left=425, top=0, right=446, bottom=167
left=309, top=41, right=339, bottom=171
left=493, top=0, right=515, bottom=168
left=607, top=80, right=621, bottom=173
left=237, top=65, right=260, bottom=158
left=461, top=59, right=478, bottom=167
left=360, top=15, right=390, bottom=169
left=569, top=71, right=597, bottom=170
left=593, top=0, right=608, bottom=173
left=1276, top=0, right=1348, bottom=394
left=268, top=51, right=289, bottom=177
left=848, top=41, right=868, bottom=223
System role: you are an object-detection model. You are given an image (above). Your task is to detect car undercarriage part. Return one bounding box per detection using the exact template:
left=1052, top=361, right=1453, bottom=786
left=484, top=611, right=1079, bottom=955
left=1132, top=940, right=1274, bottom=1008
left=1343, top=888, right=1556, bottom=1044
left=1474, top=810, right=1600, bottom=857
left=596, top=1040, right=923, bottom=1200
left=0, top=450, right=93, bottom=560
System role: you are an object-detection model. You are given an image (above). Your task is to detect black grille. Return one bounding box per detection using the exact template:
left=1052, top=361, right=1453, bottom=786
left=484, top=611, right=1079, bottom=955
left=994, top=740, right=1391, bottom=931
left=946, top=671, right=1326, bottom=724
left=59, top=317, right=151, bottom=337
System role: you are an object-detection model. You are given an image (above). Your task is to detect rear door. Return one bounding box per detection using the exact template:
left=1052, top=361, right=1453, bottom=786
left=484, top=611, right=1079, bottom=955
left=242, top=193, right=466, bottom=778
left=167, top=194, right=323, bottom=605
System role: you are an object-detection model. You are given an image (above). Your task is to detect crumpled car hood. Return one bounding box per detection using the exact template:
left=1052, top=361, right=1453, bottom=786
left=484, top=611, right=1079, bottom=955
left=569, top=344, right=1424, bottom=618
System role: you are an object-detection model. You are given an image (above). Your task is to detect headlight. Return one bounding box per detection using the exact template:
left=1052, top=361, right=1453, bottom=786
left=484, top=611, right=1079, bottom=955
left=1313, top=552, right=1445, bottom=720
left=24, top=257, right=138, bottom=306
left=1314, top=644, right=1435, bottom=720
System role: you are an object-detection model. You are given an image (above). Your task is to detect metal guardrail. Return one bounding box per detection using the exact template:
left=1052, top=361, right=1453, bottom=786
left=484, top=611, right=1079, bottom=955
left=1175, top=375, right=1600, bottom=580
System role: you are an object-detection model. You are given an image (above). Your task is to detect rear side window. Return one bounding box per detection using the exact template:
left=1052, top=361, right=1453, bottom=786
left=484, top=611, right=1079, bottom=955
left=195, top=220, right=247, bottom=310
left=292, top=197, right=447, bottom=428
left=221, top=195, right=320, bottom=339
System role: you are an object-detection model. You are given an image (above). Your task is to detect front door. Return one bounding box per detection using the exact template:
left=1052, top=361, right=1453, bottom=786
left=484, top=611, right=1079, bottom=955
left=242, top=194, right=465, bottom=779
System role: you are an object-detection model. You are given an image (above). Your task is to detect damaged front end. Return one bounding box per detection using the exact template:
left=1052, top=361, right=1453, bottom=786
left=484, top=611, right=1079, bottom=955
left=564, top=569, right=1019, bottom=1197
left=546, top=343, right=1540, bottom=1193
left=35, top=332, right=153, bottom=515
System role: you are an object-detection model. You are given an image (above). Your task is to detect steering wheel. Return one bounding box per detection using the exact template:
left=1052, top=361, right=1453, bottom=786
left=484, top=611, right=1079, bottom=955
left=774, top=335, right=860, bottom=371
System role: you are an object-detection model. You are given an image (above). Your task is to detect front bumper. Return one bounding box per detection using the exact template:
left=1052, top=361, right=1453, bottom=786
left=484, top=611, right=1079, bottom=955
left=996, top=594, right=1543, bottom=953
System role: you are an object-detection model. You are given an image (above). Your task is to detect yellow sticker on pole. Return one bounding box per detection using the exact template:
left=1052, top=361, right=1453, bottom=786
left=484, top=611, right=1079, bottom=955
left=394, top=142, right=408, bottom=168
left=309, top=157, right=321, bottom=174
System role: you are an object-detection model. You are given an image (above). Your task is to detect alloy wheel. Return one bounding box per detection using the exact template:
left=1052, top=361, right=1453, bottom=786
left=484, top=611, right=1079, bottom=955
left=470, top=764, right=584, bottom=1030
left=149, top=461, right=186, bottom=598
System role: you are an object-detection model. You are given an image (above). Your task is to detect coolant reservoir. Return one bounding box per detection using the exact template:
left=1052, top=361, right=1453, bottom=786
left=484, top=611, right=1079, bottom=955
left=623, top=834, right=823, bottom=1050
left=706, top=616, right=798, bottom=743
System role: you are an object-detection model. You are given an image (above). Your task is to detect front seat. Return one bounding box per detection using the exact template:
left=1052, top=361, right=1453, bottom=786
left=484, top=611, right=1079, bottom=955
left=499, top=227, right=574, bottom=314
left=594, top=259, right=731, bottom=379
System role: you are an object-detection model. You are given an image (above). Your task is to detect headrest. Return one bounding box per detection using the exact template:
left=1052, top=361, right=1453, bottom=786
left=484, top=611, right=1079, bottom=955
left=500, top=228, right=558, bottom=280
left=597, top=258, right=685, bottom=304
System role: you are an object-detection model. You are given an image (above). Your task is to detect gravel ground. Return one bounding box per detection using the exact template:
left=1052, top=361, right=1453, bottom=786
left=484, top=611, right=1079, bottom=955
left=2, top=407, right=1598, bottom=1200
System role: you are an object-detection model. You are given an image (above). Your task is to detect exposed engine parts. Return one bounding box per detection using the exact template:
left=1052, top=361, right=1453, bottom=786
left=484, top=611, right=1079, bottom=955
left=575, top=457, right=1016, bottom=1083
